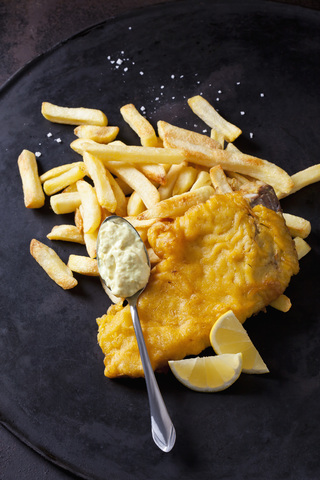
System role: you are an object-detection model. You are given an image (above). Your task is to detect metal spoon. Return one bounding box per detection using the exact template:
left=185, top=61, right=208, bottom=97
left=97, top=216, right=176, bottom=453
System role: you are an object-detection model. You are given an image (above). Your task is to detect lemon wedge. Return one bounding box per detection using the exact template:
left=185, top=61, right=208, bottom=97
left=210, top=310, right=269, bottom=374
left=168, top=353, right=242, bottom=392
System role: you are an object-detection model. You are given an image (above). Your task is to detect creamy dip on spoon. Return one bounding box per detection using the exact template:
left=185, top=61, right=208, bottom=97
left=98, top=217, right=150, bottom=298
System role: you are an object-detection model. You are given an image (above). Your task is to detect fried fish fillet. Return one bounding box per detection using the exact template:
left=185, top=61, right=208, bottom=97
left=97, top=192, right=299, bottom=378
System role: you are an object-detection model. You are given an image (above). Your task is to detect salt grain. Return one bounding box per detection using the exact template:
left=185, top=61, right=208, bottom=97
left=240, top=111, right=245, bottom=115
left=35, top=152, right=41, bottom=157
left=55, top=138, right=62, bottom=143
left=47, top=132, right=52, bottom=137
left=139, top=71, right=144, bottom=75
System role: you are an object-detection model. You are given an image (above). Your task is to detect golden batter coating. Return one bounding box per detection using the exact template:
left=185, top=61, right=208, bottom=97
left=97, top=193, right=299, bottom=378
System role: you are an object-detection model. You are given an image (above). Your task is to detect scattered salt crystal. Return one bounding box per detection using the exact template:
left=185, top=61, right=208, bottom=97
left=128, top=26, right=132, bottom=30
left=116, top=59, right=123, bottom=65
left=180, top=75, right=184, bottom=78
left=260, top=93, right=265, bottom=97
left=35, top=152, right=41, bottom=157
left=107, top=56, right=111, bottom=60
left=240, top=111, right=245, bottom=115
left=110, top=60, right=115, bottom=64
left=236, top=82, right=240, bottom=85
left=250, top=132, right=254, bottom=138
left=203, top=129, right=207, bottom=133
left=139, top=71, right=144, bottom=75
left=160, top=85, right=164, bottom=89
left=47, top=132, right=52, bottom=137
left=216, top=98, right=220, bottom=101
left=218, top=90, right=222, bottom=94
left=155, top=97, right=159, bottom=101
left=171, top=74, right=175, bottom=79
left=124, top=67, right=128, bottom=72
left=140, top=106, right=145, bottom=112
left=172, top=96, right=175, bottom=100
left=55, top=138, right=62, bottom=143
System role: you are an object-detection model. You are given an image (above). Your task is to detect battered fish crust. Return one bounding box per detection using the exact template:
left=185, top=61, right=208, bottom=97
left=97, top=193, right=299, bottom=378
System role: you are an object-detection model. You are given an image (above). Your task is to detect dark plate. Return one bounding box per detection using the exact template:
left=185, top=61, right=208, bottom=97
left=0, top=1, right=320, bottom=479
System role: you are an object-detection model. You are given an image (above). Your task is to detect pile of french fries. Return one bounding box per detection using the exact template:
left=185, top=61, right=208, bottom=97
left=18, top=97, right=319, bottom=312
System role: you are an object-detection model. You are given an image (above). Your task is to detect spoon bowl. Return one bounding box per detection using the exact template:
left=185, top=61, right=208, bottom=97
left=97, top=216, right=176, bottom=452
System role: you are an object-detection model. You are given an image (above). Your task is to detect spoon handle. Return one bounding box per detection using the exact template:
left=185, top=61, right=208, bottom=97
left=129, top=303, right=176, bottom=452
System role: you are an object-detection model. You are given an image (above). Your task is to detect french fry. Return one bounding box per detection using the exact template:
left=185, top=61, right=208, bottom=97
left=270, top=294, right=292, bottom=312
left=138, top=164, right=167, bottom=185
left=74, top=207, right=83, bottom=232
left=190, top=170, right=212, bottom=191
left=125, top=216, right=160, bottom=229
left=76, top=180, right=101, bottom=234
left=226, top=170, right=251, bottom=186
left=18, top=150, right=45, bottom=208
left=210, top=165, right=233, bottom=194
left=41, top=102, right=108, bottom=126
left=225, top=142, right=241, bottom=153
left=125, top=216, right=159, bottom=243
left=284, top=164, right=320, bottom=197
left=67, top=254, right=99, bottom=276
left=47, top=225, right=85, bottom=244
left=40, top=162, right=85, bottom=183
left=106, top=174, right=128, bottom=217
left=162, top=138, right=293, bottom=195
left=43, top=164, right=86, bottom=196
left=120, top=103, right=159, bottom=147
left=147, top=248, right=160, bottom=265
left=137, top=185, right=214, bottom=220
left=83, top=152, right=117, bottom=212
left=62, top=183, right=78, bottom=193
left=283, top=213, right=311, bottom=239
left=72, top=140, right=187, bottom=166
left=74, top=125, right=118, bottom=143
left=188, top=95, right=242, bottom=142
left=127, top=191, right=146, bottom=216
left=83, top=230, right=98, bottom=259
left=294, top=237, right=311, bottom=260
left=210, top=128, right=225, bottom=148
left=106, top=162, right=160, bottom=209
left=172, top=165, right=198, bottom=196
left=70, top=138, right=97, bottom=155
left=158, top=162, right=187, bottom=200
left=114, top=177, right=133, bottom=196
left=30, top=239, right=77, bottom=289
left=158, top=120, right=222, bottom=152
left=50, top=192, right=81, bottom=214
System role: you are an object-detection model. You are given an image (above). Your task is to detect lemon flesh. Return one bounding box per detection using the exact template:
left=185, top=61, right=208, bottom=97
left=210, top=310, right=269, bottom=374
left=168, top=353, right=242, bottom=392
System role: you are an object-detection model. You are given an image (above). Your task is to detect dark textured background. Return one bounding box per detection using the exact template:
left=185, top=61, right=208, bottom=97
left=0, top=1, right=319, bottom=479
